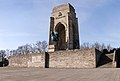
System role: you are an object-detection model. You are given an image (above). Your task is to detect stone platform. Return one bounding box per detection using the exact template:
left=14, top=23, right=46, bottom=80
left=0, top=67, right=120, bottom=81
left=9, top=48, right=102, bottom=68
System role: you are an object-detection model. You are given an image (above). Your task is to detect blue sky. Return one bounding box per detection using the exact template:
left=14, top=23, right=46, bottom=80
left=0, top=0, right=120, bottom=50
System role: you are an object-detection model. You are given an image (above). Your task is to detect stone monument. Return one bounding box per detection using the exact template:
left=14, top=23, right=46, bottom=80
left=48, top=3, right=80, bottom=52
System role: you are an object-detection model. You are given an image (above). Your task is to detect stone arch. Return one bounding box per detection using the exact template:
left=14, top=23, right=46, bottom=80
left=55, top=22, right=66, bottom=50
left=54, top=21, right=67, bottom=31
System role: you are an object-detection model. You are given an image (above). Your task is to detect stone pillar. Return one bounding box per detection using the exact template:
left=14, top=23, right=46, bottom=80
left=48, top=17, right=55, bottom=52
left=112, top=50, right=116, bottom=68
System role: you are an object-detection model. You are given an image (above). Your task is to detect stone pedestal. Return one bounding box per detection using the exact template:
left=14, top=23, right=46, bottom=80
left=48, top=45, right=55, bottom=52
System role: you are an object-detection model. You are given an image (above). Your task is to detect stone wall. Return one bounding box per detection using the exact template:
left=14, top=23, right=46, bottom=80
left=9, top=48, right=102, bottom=68
left=49, top=48, right=98, bottom=68
left=9, top=53, right=45, bottom=68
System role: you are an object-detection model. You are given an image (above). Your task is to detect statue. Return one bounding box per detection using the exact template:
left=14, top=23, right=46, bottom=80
left=51, top=31, right=59, bottom=41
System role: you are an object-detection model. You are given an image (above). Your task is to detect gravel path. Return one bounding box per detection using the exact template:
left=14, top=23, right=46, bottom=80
left=0, top=67, right=120, bottom=81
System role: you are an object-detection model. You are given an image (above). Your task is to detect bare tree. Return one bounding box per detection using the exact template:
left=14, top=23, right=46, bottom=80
left=32, top=43, right=38, bottom=53
left=5, top=49, right=10, bottom=58
left=3, top=40, right=48, bottom=56
left=80, top=42, right=91, bottom=49
left=106, top=44, right=112, bottom=51
left=0, top=50, right=6, bottom=57
left=27, top=44, right=34, bottom=54
left=23, top=44, right=31, bottom=54
left=17, top=46, right=24, bottom=55
left=93, top=42, right=101, bottom=51
left=35, top=41, right=47, bottom=52
left=41, top=41, right=47, bottom=52
left=80, top=42, right=113, bottom=52
left=101, top=43, right=106, bottom=52
left=36, top=41, right=42, bottom=53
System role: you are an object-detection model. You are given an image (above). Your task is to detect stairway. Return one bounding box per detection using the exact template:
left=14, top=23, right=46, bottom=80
left=97, top=53, right=113, bottom=68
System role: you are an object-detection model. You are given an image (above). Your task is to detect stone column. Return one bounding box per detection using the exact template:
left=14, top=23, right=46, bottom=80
left=48, top=17, right=55, bottom=52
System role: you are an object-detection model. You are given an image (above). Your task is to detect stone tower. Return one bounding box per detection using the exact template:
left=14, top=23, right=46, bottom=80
left=48, top=3, right=80, bottom=52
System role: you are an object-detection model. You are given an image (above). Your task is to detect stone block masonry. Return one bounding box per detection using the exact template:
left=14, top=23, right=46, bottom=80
left=49, top=48, right=99, bottom=68
left=8, top=48, right=102, bottom=68
left=9, top=53, right=45, bottom=68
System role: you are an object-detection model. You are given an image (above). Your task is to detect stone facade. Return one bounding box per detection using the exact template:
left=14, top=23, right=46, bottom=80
left=49, top=48, right=97, bottom=68
left=9, top=53, right=45, bottom=68
left=48, top=3, right=80, bottom=52
left=9, top=48, right=102, bottom=68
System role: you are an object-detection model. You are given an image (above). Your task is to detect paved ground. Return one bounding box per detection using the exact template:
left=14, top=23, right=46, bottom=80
left=0, top=67, right=120, bottom=81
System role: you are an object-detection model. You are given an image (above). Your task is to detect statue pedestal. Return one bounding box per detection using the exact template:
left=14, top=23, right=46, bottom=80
left=48, top=45, right=55, bottom=52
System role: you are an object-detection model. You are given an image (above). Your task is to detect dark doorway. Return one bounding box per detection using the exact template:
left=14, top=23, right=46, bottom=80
left=55, top=23, right=66, bottom=50
left=45, top=52, right=49, bottom=68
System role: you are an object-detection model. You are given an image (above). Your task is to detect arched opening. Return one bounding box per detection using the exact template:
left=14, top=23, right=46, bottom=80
left=55, top=23, right=66, bottom=50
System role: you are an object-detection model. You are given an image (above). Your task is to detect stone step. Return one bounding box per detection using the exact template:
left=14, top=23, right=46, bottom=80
left=98, top=53, right=114, bottom=68
left=98, top=62, right=112, bottom=68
